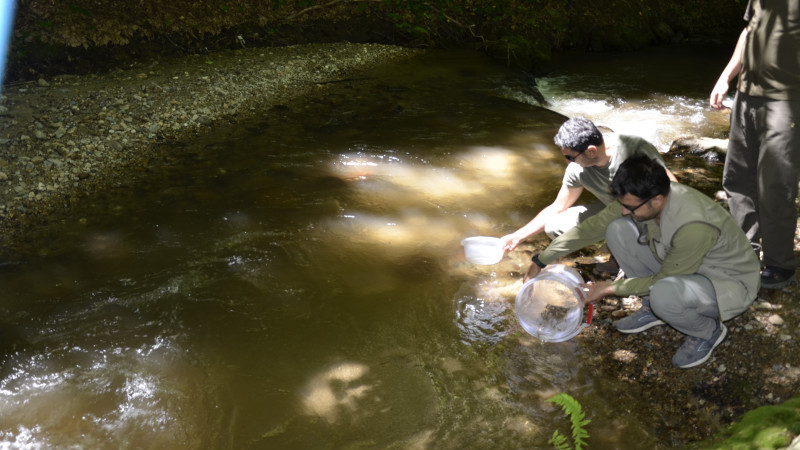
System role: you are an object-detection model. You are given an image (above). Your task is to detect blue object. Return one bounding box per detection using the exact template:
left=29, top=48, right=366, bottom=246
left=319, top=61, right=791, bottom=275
left=0, top=0, right=17, bottom=92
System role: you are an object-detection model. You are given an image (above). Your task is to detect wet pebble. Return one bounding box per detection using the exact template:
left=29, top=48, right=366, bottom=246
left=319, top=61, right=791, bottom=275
left=754, top=300, right=782, bottom=310
left=768, top=314, right=785, bottom=326
left=612, top=349, right=637, bottom=362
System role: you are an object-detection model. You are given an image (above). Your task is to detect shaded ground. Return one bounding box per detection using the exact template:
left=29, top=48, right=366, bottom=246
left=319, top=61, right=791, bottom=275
left=564, top=251, right=799, bottom=444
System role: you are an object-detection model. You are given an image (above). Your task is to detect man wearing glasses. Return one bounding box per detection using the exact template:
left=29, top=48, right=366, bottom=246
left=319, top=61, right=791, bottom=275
left=500, top=116, right=677, bottom=272
left=527, top=155, right=760, bottom=368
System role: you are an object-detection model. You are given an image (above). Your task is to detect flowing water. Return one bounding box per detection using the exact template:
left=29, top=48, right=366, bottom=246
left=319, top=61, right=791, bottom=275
left=0, top=45, right=734, bottom=449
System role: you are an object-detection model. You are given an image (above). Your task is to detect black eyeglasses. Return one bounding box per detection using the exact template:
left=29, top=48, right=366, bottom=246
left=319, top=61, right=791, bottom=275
left=564, top=148, right=587, bottom=162
left=620, top=195, right=654, bottom=213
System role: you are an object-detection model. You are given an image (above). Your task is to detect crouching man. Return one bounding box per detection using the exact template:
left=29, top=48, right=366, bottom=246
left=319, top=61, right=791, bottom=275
left=526, top=154, right=760, bottom=368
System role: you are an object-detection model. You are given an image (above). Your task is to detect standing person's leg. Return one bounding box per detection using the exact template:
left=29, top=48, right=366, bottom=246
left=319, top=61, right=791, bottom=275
left=648, top=274, right=726, bottom=368
left=723, top=93, right=761, bottom=246
left=757, top=98, right=800, bottom=285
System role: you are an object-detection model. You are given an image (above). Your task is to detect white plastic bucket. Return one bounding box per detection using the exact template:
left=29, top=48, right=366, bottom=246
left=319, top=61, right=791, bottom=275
left=515, top=264, right=593, bottom=342
left=461, top=236, right=503, bottom=265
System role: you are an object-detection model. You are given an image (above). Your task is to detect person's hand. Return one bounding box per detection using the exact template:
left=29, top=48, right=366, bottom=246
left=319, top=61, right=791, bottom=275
left=579, top=280, right=614, bottom=305
left=523, top=262, right=541, bottom=283
left=500, top=233, right=521, bottom=254
left=710, top=78, right=730, bottom=110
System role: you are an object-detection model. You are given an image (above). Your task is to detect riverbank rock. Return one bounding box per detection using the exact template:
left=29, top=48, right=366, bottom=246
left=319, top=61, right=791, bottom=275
left=669, top=135, right=729, bottom=160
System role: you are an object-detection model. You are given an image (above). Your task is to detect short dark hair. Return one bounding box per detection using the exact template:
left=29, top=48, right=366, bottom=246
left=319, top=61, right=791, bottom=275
left=553, top=117, right=604, bottom=153
left=610, top=154, right=671, bottom=200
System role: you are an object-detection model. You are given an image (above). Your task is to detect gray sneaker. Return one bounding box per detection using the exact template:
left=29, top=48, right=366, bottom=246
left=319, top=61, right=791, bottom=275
left=614, top=305, right=665, bottom=334
left=672, top=322, right=728, bottom=369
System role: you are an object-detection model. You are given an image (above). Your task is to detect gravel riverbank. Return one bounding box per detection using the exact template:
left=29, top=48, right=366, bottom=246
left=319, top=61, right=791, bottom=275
left=0, top=42, right=421, bottom=256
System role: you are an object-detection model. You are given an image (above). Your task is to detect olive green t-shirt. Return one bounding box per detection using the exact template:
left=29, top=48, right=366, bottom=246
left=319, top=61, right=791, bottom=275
left=561, top=133, right=666, bottom=205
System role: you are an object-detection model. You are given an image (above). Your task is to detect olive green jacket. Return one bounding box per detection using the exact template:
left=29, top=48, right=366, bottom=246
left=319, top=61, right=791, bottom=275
left=540, top=183, right=761, bottom=320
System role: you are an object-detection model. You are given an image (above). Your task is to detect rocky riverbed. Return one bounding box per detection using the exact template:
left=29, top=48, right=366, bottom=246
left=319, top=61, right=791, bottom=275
left=573, top=257, right=800, bottom=445
left=0, top=42, right=421, bottom=256
left=1, top=42, right=798, bottom=446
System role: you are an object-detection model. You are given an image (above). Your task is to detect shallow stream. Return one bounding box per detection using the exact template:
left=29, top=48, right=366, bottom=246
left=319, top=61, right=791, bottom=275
left=0, top=45, right=735, bottom=448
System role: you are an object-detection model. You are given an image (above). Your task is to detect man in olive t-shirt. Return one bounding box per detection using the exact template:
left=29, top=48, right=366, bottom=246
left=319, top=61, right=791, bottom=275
left=500, top=117, right=677, bottom=259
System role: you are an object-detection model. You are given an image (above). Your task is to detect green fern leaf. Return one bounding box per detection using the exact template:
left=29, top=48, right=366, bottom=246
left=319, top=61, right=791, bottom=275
left=549, top=430, right=571, bottom=450
left=546, top=393, right=591, bottom=450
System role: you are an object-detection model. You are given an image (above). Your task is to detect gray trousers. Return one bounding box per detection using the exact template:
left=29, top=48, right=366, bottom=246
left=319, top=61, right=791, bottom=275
left=723, top=92, right=800, bottom=269
left=606, top=218, right=720, bottom=340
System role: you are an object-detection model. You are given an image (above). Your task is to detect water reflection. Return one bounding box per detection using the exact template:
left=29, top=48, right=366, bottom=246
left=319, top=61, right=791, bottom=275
left=324, top=144, right=564, bottom=265
left=0, top=47, right=731, bottom=448
left=300, top=361, right=372, bottom=424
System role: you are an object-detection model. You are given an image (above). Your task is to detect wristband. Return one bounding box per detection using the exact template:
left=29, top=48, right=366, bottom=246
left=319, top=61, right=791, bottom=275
left=531, top=253, right=546, bottom=268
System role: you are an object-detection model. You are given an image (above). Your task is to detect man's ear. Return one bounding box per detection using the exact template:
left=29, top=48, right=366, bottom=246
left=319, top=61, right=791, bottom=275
left=651, top=194, right=666, bottom=209
left=585, top=145, right=598, bottom=156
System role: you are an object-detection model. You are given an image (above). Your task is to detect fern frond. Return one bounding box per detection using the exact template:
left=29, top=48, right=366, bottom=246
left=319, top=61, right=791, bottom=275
left=549, top=430, right=571, bottom=450
left=546, top=393, right=591, bottom=450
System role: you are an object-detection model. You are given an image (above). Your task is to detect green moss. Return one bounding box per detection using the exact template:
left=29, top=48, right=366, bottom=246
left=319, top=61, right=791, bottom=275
left=692, top=396, right=800, bottom=449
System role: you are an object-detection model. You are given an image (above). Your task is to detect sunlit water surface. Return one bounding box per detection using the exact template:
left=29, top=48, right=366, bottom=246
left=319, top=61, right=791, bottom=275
left=0, top=46, right=733, bottom=449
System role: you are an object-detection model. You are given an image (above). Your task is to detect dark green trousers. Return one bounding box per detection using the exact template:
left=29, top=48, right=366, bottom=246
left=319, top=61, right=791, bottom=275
left=723, top=92, right=800, bottom=269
